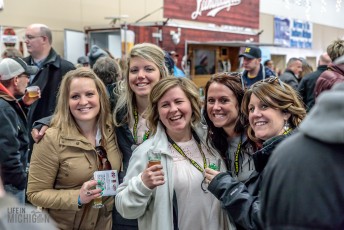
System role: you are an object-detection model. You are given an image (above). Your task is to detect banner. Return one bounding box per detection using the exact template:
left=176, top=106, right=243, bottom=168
left=274, top=16, right=312, bottom=49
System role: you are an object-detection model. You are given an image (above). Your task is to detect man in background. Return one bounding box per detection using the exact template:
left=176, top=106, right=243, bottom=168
left=240, top=46, right=275, bottom=88
left=298, top=53, right=331, bottom=112
left=0, top=57, right=39, bottom=204
left=279, top=57, right=303, bottom=89
left=23, top=23, right=75, bottom=161
left=169, top=51, right=185, bottom=77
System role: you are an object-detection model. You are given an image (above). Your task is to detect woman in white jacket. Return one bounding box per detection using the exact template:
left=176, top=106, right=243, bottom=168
left=115, top=77, right=235, bottom=230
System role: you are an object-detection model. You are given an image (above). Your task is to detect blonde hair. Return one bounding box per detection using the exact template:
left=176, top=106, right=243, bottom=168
left=113, top=43, right=169, bottom=126
left=51, top=67, right=111, bottom=145
left=147, top=77, right=201, bottom=135
left=241, top=79, right=306, bottom=143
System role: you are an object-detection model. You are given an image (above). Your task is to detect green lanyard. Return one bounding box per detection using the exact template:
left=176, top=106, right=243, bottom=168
left=167, top=130, right=207, bottom=173
left=133, top=108, right=150, bottom=144
left=234, top=134, right=243, bottom=176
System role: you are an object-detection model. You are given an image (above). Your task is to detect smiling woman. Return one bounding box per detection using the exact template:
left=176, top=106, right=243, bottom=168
left=112, top=42, right=169, bottom=230
left=69, top=77, right=100, bottom=126
left=203, top=72, right=257, bottom=182
left=204, top=78, right=306, bottom=229
left=27, top=68, right=122, bottom=230
left=115, top=77, right=235, bottom=230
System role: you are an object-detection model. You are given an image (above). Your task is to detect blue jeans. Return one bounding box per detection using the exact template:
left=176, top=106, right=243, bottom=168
left=4, top=184, right=25, bottom=204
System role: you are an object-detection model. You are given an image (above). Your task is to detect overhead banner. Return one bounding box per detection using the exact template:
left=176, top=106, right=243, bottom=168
left=274, top=16, right=312, bottom=49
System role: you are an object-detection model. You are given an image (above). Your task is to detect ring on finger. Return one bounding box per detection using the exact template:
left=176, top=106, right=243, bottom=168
left=85, top=191, right=92, bottom=196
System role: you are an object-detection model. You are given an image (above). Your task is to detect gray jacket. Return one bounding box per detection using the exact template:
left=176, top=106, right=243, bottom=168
left=279, top=69, right=299, bottom=89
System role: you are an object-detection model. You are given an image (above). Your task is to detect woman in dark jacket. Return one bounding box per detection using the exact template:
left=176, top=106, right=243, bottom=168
left=203, top=72, right=257, bottom=182
left=112, top=43, right=169, bottom=230
left=205, top=78, right=306, bottom=229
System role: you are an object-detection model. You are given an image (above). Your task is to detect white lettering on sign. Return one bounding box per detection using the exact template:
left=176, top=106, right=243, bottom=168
left=2, top=35, right=17, bottom=43
left=191, top=0, right=241, bottom=20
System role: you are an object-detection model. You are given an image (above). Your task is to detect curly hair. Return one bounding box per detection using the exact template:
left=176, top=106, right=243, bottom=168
left=327, top=39, right=344, bottom=62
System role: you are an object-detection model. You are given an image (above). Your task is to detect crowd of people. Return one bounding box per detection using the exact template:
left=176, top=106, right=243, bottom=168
left=0, top=22, right=344, bottom=230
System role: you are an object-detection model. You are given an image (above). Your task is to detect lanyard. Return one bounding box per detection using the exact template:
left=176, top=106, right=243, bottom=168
left=283, top=128, right=291, bottom=135
left=167, top=130, right=207, bottom=173
left=234, top=134, right=243, bottom=176
left=133, top=108, right=150, bottom=144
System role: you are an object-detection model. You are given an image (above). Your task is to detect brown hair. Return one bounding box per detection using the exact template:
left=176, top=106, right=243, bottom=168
left=147, top=77, right=201, bottom=135
left=241, top=78, right=306, bottom=142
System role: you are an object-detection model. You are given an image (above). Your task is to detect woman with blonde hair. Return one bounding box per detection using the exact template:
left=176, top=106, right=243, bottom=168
left=30, top=43, right=169, bottom=230
left=27, top=68, right=122, bottom=230
left=112, top=43, right=169, bottom=229
left=205, top=77, right=306, bottom=229
left=116, top=77, right=234, bottom=230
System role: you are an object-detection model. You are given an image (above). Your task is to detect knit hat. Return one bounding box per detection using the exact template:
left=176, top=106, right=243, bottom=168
left=88, top=45, right=108, bottom=67
left=77, top=56, right=89, bottom=65
left=0, top=57, right=38, bottom=80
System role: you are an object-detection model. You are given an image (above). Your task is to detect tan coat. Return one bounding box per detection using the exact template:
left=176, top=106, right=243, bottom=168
left=27, top=121, right=122, bottom=230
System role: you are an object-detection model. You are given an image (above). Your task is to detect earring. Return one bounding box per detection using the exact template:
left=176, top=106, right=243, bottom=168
left=284, top=120, right=290, bottom=131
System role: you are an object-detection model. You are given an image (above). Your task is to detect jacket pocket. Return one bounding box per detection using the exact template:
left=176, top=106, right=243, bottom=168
left=47, top=209, right=77, bottom=230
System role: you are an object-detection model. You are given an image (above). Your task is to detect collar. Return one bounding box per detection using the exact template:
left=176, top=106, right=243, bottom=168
left=0, top=83, right=16, bottom=101
left=30, top=48, right=60, bottom=69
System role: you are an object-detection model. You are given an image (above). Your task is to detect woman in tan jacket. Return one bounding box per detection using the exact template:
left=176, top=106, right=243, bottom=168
left=27, top=68, right=122, bottom=230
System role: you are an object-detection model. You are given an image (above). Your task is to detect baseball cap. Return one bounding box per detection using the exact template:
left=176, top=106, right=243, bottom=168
left=0, top=57, right=38, bottom=80
left=169, top=51, right=179, bottom=57
left=239, top=46, right=261, bottom=59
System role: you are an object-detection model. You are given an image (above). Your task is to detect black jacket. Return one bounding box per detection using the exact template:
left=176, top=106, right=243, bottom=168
left=24, top=49, right=75, bottom=160
left=208, top=134, right=291, bottom=230
left=261, top=84, right=344, bottom=230
left=112, top=106, right=138, bottom=230
left=0, top=85, right=29, bottom=190
left=298, top=65, right=328, bottom=112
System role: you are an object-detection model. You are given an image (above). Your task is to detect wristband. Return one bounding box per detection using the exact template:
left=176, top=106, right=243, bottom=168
left=78, top=195, right=83, bottom=208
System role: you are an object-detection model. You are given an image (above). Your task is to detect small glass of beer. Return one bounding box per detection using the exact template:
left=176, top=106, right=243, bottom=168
left=92, top=182, right=104, bottom=209
left=147, top=150, right=161, bottom=168
left=26, top=85, right=40, bottom=98
left=92, top=196, right=103, bottom=208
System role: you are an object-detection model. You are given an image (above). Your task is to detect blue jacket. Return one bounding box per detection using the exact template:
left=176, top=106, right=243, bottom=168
left=241, top=64, right=275, bottom=88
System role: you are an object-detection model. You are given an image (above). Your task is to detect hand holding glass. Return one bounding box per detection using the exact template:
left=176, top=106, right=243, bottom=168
left=148, top=150, right=162, bottom=168
left=26, top=86, right=40, bottom=98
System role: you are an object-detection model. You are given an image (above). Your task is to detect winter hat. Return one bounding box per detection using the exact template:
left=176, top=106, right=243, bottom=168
left=88, top=45, right=108, bottom=67
left=0, top=57, right=38, bottom=80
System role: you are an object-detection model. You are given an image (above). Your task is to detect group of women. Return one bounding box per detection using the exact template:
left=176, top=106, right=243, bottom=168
left=26, top=42, right=306, bottom=230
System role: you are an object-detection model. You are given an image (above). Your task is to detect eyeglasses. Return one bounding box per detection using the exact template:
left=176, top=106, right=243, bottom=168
left=253, top=77, right=286, bottom=91
left=23, top=35, right=44, bottom=41
left=95, top=146, right=112, bottom=170
left=18, top=74, right=30, bottom=79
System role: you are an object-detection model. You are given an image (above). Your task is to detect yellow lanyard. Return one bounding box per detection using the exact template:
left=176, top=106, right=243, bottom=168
left=133, top=108, right=150, bottom=144
left=167, top=131, right=207, bottom=173
left=234, top=135, right=243, bottom=176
